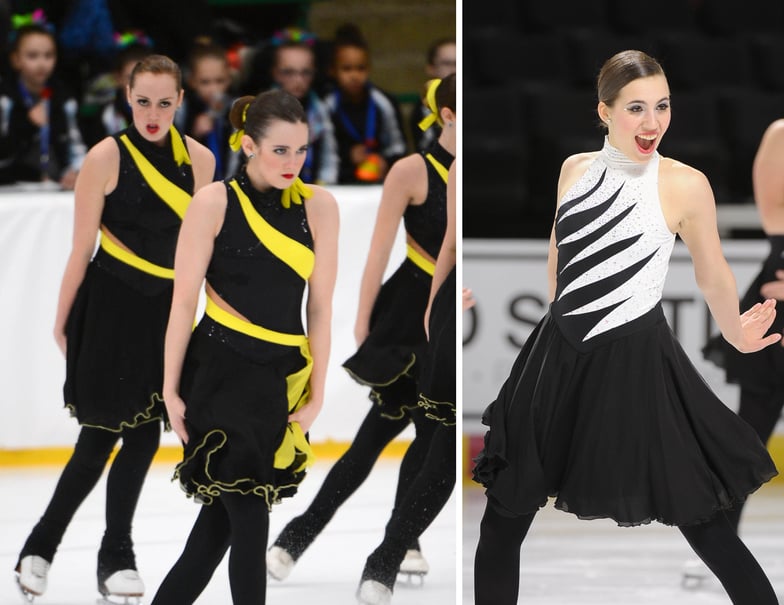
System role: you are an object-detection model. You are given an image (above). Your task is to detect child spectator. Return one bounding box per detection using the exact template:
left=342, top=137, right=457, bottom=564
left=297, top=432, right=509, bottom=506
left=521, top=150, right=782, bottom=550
left=269, top=27, right=338, bottom=184
left=0, top=12, right=86, bottom=188
left=175, top=40, right=236, bottom=180
left=410, top=37, right=455, bottom=152
left=323, top=23, right=406, bottom=184
left=78, top=31, right=152, bottom=148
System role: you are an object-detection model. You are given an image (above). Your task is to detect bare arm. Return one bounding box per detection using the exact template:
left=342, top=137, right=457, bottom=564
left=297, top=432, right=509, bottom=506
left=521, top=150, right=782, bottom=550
left=54, top=138, right=118, bottom=354
left=354, top=154, right=422, bottom=345
left=162, top=182, right=226, bottom=443
left=424, top=161, right=456, bottom=333
left=668, top=163, right=780, bottom=352
left=185, top=136, right=217, bottom=194
left=752, top=119, right=784, bottom=233
left=289, top=187, right=339, bottom=433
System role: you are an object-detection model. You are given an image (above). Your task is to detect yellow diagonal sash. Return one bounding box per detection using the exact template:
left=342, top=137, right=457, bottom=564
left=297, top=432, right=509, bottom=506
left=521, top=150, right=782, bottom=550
left=119, top=127, right=192, bottom=219
left=426, top=152, right=449, bottom=184
left=99, top=229, right=174, bottom=279
left=406, top=243, right=435, bottom=276
left=204, top=294, right=314, bottom=472
left=228, top=179, right=315, bottom=281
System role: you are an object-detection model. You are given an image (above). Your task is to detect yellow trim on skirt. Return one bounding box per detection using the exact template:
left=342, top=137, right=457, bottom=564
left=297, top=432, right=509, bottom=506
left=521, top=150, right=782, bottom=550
left=204, top=295, right=314, bottom=472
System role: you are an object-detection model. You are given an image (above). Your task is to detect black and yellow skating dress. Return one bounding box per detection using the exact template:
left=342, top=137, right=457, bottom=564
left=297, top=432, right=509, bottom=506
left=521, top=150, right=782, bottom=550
left=173, top=169, right=315, bottom=509
left=342, top=141, right=453, bottom=418
left=64, top=125, right=194, bottom=431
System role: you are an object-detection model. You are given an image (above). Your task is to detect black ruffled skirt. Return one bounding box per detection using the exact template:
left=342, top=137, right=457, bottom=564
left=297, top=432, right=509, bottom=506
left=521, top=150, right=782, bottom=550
left=703, top=235, right=784, bottom=394
left=418, top=267, right=456, bottom=426
left=173, top=318, right=311, bottom=509
left=343, top=259, right=431, bottom=419
left=64, top=252, right=171, bottom=431
left=473, top=308, right=777, bottom=526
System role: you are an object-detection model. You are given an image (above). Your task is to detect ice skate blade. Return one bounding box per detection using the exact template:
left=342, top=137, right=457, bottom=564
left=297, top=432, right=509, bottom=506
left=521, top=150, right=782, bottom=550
left=397, top=570, right=426, bottom=586
left=15, top=576, right=39, bottom=603
left=96, top=596, right=142, bottom=605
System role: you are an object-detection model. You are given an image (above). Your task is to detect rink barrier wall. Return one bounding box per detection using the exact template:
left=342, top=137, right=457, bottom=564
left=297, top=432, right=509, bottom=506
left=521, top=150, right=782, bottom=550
left=0, top=438, right=412, bottom=468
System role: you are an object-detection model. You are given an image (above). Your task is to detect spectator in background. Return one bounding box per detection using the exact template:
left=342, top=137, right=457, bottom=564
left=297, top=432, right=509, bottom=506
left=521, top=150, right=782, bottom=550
left=409, top=37, right=455, bottom=153
left=78, top=31, right=152, bottom=148
left=323, top=23, right=406, bottom=185
left=269, top=27, right=339, bottom=184
left=175, top=41, right=236, bottom=180
left=0, top=12, right=85, bottom=188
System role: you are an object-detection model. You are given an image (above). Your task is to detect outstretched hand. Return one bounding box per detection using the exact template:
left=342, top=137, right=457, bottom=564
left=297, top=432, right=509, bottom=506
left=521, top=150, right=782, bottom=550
left=734, top=299, right=781, bottom=353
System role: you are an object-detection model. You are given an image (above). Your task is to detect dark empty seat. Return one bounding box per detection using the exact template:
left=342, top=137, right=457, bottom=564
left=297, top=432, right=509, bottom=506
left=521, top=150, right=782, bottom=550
left=518, top=0, right=610, bottom=34
left=749, top=35, right=784, bottom=92
left=567, top=32, right=659, bottom=90
left=719, top=91, right=784, bottom=203
left=465, top=32, right=571, bottom=89
left=655, top=34, right=754, bottom=93
left=606, top=0, right=696, bottom=34
left=695, top=0, right=784, bottom=35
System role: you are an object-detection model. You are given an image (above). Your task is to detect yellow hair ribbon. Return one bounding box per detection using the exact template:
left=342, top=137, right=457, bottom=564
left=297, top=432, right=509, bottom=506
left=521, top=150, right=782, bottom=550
left=169, top=125, right=191, bottom=167
left=228, top=104, right=249, bottom=151
left=417, top=78, right=442, bottom=131
left=280, top=177, right=313, bottom=209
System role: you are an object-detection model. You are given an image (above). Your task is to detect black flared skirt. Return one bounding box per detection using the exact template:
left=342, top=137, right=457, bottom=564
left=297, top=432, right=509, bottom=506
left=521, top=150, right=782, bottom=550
left=473, top=309, right=777, bottom=526
left=703, top=235, right=784, bottom=394
left=173, top=319, right=310, bottom=509
left=64, top=253, right=171, bottom=431
left=418, top=267, right=456, bottom=426
left=343, top=259, right=431, bottom=419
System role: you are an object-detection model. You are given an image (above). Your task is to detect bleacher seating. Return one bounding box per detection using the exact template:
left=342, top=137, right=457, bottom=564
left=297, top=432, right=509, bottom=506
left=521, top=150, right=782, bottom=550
left=464, top=1, right=784, bottom=238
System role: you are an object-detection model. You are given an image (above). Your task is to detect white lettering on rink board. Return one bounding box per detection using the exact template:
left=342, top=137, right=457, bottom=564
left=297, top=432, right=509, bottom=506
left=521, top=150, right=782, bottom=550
left=463, top=238, right=776, bottom=434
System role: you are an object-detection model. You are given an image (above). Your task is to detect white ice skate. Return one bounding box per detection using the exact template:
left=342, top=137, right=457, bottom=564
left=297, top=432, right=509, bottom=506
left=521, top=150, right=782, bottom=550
left=96, top=569, right=144, bottom=605
left=15, top=555, right=50, bottom=602
left=681, top=558, right=712, bottom=589
left=397, top=549, right=429, bottom=585
left=266, top=545, right=296, bottom=581
left=356, top=579, right=392, bottom=605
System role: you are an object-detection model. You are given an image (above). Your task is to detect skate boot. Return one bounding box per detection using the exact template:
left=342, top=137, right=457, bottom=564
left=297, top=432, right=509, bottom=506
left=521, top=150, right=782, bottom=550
left=15, top=555, right=50, bottom=602
left=681, top=558, right=712, bottom=589
left=267, top=545, right=296, bottom=581
left=96, top=534, right=143, bottom=604
left=97, top=569, right=144, bottom=604
left=356, top=579, right=392, bottom=605
left=398, top=549, right=429, bottom=585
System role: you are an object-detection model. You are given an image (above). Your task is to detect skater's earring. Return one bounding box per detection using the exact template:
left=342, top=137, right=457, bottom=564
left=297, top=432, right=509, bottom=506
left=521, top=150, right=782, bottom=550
left=248, top=153, right=256, bottom=159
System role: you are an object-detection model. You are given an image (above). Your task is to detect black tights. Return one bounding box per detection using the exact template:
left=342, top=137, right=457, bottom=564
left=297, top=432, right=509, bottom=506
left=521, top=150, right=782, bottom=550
left=273, top=404, right=437, bottom=559
left=474, top=501, right=778, bottom=605
left=19, top=422, right=160, bottom=566
left=150, top=492, right=270, bottom=605
left=725, top=388, right=784, bottom=531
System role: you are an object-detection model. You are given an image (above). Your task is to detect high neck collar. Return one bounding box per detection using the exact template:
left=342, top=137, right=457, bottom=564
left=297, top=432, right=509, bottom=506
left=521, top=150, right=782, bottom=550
left=601, top=137, right=656, bottom=175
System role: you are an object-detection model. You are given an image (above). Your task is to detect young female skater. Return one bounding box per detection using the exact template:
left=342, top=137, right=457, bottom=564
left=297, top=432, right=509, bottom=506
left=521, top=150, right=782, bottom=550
left=14, top=54, right=214, bottom=601
left=688, top=116, right=784, bottom=585
left=356, top=158, right=459, bottom=604
left=0, top=18, right=86, bottom=188
left=267, top=73, right=456, bottom=583
left=149, top=89, right=338, bottom=604
left=472, top=50, right=781, bottom=605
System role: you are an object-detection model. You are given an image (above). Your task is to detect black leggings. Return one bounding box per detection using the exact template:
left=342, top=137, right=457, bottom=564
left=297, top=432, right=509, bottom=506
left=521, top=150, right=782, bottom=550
left=725, top=387, right=784, bottom=531
left=273, top=404, right=437, bottom=560
left=474, top=501, right=779, bottom=605
left=19, top=422, right=160, bottom=565
left=150, top=492, right=270, bottom=605
left=361, top=421, right=456, bottom=588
